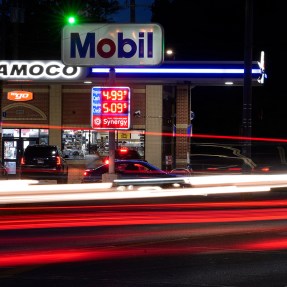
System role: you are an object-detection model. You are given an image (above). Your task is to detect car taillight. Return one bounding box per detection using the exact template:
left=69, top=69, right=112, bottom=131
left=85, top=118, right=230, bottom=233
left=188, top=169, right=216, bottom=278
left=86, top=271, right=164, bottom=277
left=228, top=167, right=242, bottom=171
left=83, top=171, right=90, bottom=176
left=119, top=148, right=128, bottom=154
left=20, top=157, right=25, bottom=165
left=104, top=159, right=109, bottom=164
left=56, top=156, right=61, bottom=166
left=261, top=167, right=270, bottom=172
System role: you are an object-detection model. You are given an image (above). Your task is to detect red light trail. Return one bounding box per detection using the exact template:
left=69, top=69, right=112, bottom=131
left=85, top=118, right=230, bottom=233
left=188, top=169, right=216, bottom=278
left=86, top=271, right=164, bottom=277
left=2, top=121, right=287, bottom=143
left=1, top=198, right=287, bottom=267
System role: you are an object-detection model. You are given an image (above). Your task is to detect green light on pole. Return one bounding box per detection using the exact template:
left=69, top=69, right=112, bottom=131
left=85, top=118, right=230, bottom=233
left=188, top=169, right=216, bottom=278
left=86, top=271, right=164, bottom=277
left=67, top=16, right=76, bottom=25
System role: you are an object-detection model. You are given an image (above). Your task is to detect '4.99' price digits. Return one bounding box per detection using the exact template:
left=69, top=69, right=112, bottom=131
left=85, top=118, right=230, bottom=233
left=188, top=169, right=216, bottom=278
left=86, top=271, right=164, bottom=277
left=102, top=89, right=128, bottom=101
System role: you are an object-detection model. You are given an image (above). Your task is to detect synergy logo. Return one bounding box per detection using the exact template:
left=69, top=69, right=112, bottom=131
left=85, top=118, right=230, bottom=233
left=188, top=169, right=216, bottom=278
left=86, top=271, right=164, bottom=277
left=62, top=24, right=163, bottom=66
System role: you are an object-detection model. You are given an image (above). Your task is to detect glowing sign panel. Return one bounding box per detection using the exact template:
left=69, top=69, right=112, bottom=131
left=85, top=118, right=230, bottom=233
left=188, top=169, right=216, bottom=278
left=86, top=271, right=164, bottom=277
left=91, top=86, right=130, bottom=130
left=62, top=24, right=163, bottom=66
left=7, top=90, right=33, bottom=101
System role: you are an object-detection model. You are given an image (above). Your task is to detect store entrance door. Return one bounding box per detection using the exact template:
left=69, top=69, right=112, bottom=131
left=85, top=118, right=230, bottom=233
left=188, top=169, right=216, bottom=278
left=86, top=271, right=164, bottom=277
left=2, top=139, right=38, bottom=175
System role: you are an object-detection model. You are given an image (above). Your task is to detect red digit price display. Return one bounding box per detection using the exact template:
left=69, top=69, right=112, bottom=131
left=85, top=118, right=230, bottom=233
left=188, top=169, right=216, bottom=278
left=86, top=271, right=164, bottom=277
left=91, top=86, right=130, bottom=129
left=102, top=89, right=129, bottom=101
left=102, top=102, right=129, bottom=114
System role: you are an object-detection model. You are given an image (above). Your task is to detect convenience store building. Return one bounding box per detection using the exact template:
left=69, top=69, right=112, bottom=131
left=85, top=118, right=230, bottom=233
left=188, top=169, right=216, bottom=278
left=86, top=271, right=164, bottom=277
left=0, top=60, right=263, bottom=175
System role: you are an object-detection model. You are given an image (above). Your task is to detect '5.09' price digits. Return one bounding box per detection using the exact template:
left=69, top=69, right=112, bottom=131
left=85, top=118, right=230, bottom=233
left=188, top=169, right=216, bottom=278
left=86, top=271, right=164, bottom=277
left=102, top=102, right=128, bottom=114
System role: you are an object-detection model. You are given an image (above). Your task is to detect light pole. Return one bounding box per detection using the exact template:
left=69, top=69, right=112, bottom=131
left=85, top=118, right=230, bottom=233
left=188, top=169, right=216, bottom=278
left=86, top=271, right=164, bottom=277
left=130, top=0, right=135, bottom=23
left=165, top=49, right=175, bottom=60
left=242, top=0, right=253, bottom=171
left=108, top=68, right=116, bottom=175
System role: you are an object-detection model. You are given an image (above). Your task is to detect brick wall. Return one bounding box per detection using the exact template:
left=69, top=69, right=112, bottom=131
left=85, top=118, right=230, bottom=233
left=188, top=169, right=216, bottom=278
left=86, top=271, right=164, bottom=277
left=176, top=85, right=189, bottom=166
left=62, top=85, right=91, bottom=127
left=2, top=85, right=49, bottom=125
left=131, top=85, right=146, bottom=128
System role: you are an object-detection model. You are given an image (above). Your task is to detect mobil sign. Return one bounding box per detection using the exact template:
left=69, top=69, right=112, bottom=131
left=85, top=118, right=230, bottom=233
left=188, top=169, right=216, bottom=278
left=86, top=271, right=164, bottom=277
left=61, top=23, right=164, bottom=66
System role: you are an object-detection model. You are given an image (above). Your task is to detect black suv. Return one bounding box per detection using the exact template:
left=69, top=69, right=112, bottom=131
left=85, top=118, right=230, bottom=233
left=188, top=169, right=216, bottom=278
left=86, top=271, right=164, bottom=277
left=20, top=145, right=68, bottom=184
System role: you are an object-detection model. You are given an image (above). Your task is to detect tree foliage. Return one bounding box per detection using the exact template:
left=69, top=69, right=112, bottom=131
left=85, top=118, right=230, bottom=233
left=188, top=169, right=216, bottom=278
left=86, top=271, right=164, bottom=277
left=1, top=0, right=120, bottom=59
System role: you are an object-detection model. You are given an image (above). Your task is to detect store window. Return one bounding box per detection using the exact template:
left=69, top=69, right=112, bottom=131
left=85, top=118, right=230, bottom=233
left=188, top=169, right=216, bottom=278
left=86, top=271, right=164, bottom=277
left=62, top=130, right=90, bottom=159
left=3, top=129, right=20, bottom=138
left=117, top=131, right=145, bottom=158
left=4, top=141, right=17, bottom=160
left=2, top=128, right=48, bottom=174
left=21, top=129, right=39, bottom=138
left=2, top=128, right=48, bottom=140
left=40, top=129, right=49, bottom=145
left=62, top=130, right=145, bottom=159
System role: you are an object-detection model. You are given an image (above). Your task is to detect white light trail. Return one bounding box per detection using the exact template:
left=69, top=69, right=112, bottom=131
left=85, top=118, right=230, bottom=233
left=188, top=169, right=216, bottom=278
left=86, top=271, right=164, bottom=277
left=2, top=172, right=287, bottom=204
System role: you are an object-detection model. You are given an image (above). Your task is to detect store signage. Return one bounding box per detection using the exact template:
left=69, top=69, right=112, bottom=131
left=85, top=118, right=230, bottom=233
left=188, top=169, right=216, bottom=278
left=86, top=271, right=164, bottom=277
left=91, top=86, right=130, bottom=130
left=118, top=132, right=131, bottom=139
left=62, top=24, right=163, bottom=66
left=7, top=90, right=33, bottom=101
left=0, top=61, right=85, bottom=80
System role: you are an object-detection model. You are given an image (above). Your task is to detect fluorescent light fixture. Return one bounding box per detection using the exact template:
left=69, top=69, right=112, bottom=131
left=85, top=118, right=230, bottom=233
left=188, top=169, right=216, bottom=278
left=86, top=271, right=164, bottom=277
left=225, top=81, right=234, bottom=85
left=84, top=81, right=92, bottom=84
left=257, top=51, right=266, bottom=84
left=258, top=51, right=265, bottom=71
left=91, top=67, right=261, bottom=74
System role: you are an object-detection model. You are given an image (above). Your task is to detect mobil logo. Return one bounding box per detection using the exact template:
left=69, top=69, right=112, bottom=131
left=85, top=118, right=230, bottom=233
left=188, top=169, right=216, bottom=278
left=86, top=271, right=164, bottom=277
left=62, top=23, right=164, bottom=66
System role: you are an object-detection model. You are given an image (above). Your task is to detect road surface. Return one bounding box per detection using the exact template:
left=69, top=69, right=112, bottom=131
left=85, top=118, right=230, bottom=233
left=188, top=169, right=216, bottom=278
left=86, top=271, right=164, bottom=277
left=1, top=189, right=287, bottom=286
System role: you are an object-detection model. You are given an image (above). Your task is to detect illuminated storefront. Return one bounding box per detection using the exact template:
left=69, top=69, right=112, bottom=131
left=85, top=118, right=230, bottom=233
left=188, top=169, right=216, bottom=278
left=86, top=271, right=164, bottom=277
left=61, top=129, right=145, bottom=159
left=0, top=60, right=264, bottom=174
left=2, top=128, right=48, bottom=174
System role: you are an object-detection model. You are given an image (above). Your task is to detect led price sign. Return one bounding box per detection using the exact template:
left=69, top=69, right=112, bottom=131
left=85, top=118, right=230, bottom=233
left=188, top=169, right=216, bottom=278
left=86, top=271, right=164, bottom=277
left=91, top=86, right=130, bottom=130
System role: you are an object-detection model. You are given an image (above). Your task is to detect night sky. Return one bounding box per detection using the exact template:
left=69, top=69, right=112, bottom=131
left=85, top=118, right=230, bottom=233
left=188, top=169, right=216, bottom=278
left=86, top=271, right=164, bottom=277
left=1, top=0, right=286, bottom=139
left=149, top=0, right=287, bottom=139
left=113, top=0, right=287, bottom=139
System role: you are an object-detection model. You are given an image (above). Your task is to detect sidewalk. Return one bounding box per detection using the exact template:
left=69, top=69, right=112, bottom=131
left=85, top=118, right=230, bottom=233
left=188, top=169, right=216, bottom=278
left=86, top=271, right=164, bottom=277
left=5, top=157, right=103, bottom=184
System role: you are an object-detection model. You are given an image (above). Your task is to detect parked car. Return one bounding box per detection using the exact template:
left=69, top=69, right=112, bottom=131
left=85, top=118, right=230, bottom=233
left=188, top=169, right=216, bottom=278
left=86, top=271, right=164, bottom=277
left=0, top=161, right=8, bottom=179
left=187, top=142, right=287, bottom=175
left=82, top=159, right=177, bottom=183
left=20, top=145, right=68, bottom=184
left=102, top=147, right=142, bottom=164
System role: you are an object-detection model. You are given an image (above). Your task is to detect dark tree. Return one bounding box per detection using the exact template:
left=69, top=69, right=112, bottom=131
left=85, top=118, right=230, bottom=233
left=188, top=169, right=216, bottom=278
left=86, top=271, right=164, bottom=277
left=0, top=0, right=120, bottom=60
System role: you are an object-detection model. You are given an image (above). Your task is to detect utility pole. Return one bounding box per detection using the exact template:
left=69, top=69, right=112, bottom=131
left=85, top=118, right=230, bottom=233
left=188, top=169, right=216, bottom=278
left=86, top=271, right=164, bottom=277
left=10, top=0, right=25, bottom=59
left=242, top=0, right=253, bottom=171
left=108, top=68, right=116, bottom=175
left=0, top=0, right=7, bottom=161
left=130, top=0, right=136, bottom=23
left=0, top=0, right=7, bottom=58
